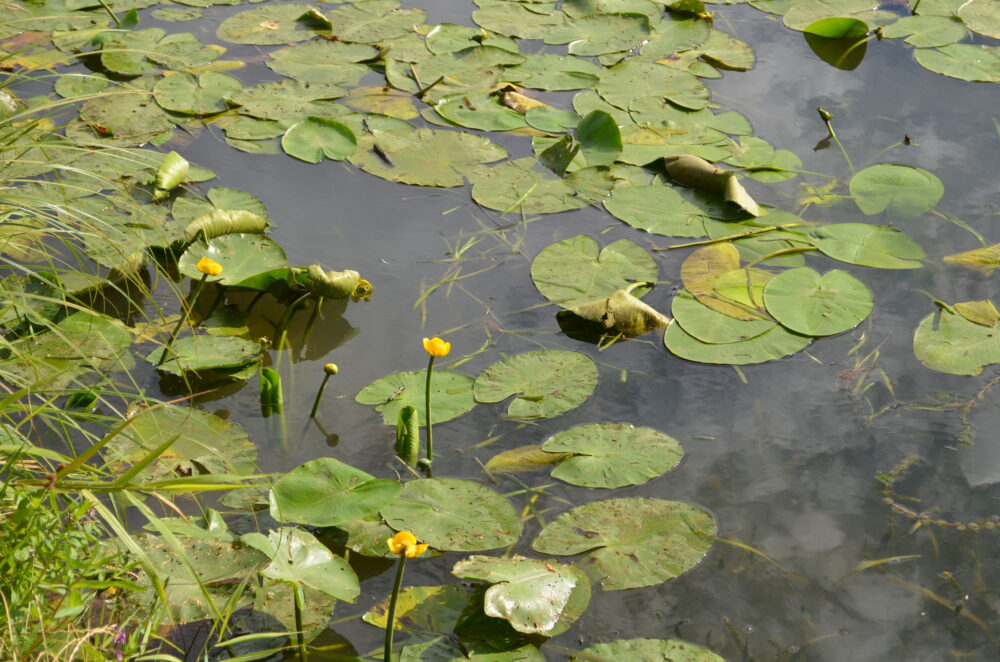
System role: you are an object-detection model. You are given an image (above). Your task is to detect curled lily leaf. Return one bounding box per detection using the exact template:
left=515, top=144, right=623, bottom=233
left=153, top=151, right=189, bottom=200
left=305, top=264, right=362, bottom=299
left=184, top=209, right=269, bottom=243
left=954, top=300, right=1000, bottom=327
left=567, top=282, right=671, bottom=336
left=501, top=87, right=551, bottom=113
left=943, top=243, right=1000, bottom=273
left=664, top=154, right=760, bottom=216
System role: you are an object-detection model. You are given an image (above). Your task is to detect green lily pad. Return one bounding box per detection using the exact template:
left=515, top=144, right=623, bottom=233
left=469, top=158, right=589, bottom=214
left=363, top=584, right=474, bottom=632
left=530, top=235, right=657, bottom=308
left=217, top=4, right=322, bottom=45
left=173, top=187, right=270, bottom=225
left=54, top=72, right=109, bottom=99
left=269, top=457, right=401, bottom=527
left=544, top=12, right=652, bottom=56
left=228, top=80, right=346, bottom=122
left=576, top=110, right=622, bottom=166
left=472, top=1, right=565, bottom=39
left=267, top=40, right=377, bottom=84
left=100, top=28, right=165, bottom=75
left=324, top=0, right=426, bottom=43
left=913, top=43, right=1000, bottom=82
left=849, top=164, right=943, bottom=218
left=783, top=0, right=894, bottom=31
left=541, top=423, right=684, bottom=488
left=351, top=128, right=508, bottom=187
left=474, top=350, right=598, bottom=420
left=102, top=403, right=257, bottom=480
left=525, top=106, right=582, bottom=133
left=380, top=478, right=522, bottom=551
left=664, top=319, right=811, bottom=364
left=484, top=445, right=566, bottom=475
left=151, top=7, right=203, bottom=21
left=425, top=22, right=520, bottom=55
left=804, top=16, right=869, bottom=38
left=388, top=46, right=525, bottom=104
left=178, top=234, right=288, bottom=286
left=880, top=15, right=967, bottom=47
left=150, top=334, right=262, bottom=377
left=572, top=638, right=725, bottom=662
left=640, top=15, right=712, bottom=58
left=503, top=53, right=601, bottom=90
left=913, top=305, right=1000, bottom=375
left=356, top=370, right=477, bottom=425
left=79, top=91, right=174, bottom=146
left=282, top=117, right=357, bottom=163
left=604, top=185, right=711, bottom=237
left=436, top=93, right=528, bottom=131
left=958, top=0, right=1000, bottom=39
left=762, top=267, right=873, bottom=336
left=243, top=528, right=359, bottom=602
left=808, top=223, right=925, bottom=269
left=671, top=289, right=776, bottom=344
left=532, top=498, right=716, bottom=590
left=154, top=71, right=243, bottom=115
left=451, top=556, right=591, bottom=635
left=342, top=86, right=419, bottom=119
left=598, top=59, right=710, bottom=111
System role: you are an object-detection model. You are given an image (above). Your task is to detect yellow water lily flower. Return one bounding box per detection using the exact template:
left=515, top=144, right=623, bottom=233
left=422, top=337, right=451, bottom=358
left=386, top=531, right=428, bottom=558
left=196, top=257, right=223, bottom=276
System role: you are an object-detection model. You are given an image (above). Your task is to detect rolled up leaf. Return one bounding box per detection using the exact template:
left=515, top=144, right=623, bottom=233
left=184, top=209, right=269, bottom=243
left=305, top=264, right=361, bottom=299
left=664, top=154, right=761, bottom=217
left=154, top=151, right=189, bottom=200
left=568, top=283, right=671, bottom=336
left=954, top=300, right=1000, bottom=327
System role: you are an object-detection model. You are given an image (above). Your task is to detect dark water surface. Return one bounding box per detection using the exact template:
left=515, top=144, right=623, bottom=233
left=144, top=3, right=1000, bottom=660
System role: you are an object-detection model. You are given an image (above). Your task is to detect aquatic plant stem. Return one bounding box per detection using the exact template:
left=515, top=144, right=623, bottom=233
left=293, top=582, right=307, bottom=660
left=157, top=273, right=208, bottom=365
left=818, top=107, right=855, bottom=174
left=310, top=376, right=331, bottom=418
left=383, top=553, right=408, bottom=662
left=424, top=355, right=435, bottom=464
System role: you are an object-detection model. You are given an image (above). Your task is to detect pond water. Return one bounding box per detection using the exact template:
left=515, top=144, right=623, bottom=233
left=8, top=0, right=1000, bottom=659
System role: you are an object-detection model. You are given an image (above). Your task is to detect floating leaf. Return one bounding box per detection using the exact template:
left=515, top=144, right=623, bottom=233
left=150, top=334, right=262, bottom=377
left=469, top=158, right=588, bottom=214
left=324, top=0, right=426, bottom=43
left=351, top=128, right=508, bottom=187
left=698, top=28, right=755, bottom=70
left=532, top=498, right=716, bottom=590
left=380, top=479, right=522, bottom=551
left=544, top=12, right=652, bottom=56
left=245, top=528, right=359, bottom=602
left=228, top=80, right=346, bottom=122
left=451, top=556, right=591, bottom=635
left=665, top=155, right=760, bottom=216
left=356, top=370, right=477, bottom=425
left=473, top=1, right=565, bottom=39
left=282, top=117, right=357, bottom=163
left=762, top=267, right=873, bottom=336
left=604, top=185, right=710, bottom=237
left=803, top=17, right=869, bottom=38
left=567, top=285, right=672, bottom=336
left=343, top=86, right=418, bottom=119
left=954, top=300, right=1000, bottom=327
left=913, top=44, right=1000, bottom=82
left=217, top=4, right=322, bottom=45
left=849, top=164, right=943, bottom=218
left=880, top=15, right=967, bottom=47
left=435, top=93, right=528, bottom=131
left=597, top=60, right=710, bottom=111
left=541, top=423, right=684, bottom=489
left=268, top=40, right=377, bottom=84
left=269, top=458, right=400, bottom=527
left=958, top=0, right=1000, bottom=39
left=671, top=289, right=776, bottom=344
left=474, top=350, right=598, bottom=419
left=503, top=53, right=601, bottom=90
left=178, top=233, right=286, bottom=285
left=154, top=71, right=243, bottom=115
left=79, top=92, right=174, bottom=146
left=363, top=584, right=474, bottom=632
left=808, top=223, right=925, bottom=269
left=943, top=243, right=1000, bottom=272
left=484, top=445, right=565, bottom=475
left=530, top=235, right=657, bottom=309
left=575, top=110, right=622, bottom=166
left=426, top=22, right=520, bottom=55
left=680, top=242, right=765, bottom=321
left=664, top=319, right=811, bottom=364
left=913, top=306, right=1000, bottom=375
left=783, top=0, right=893, bottom=31
left=572, top=638, right=725, bottom=662
left=174, top=187, right=269, bottom=226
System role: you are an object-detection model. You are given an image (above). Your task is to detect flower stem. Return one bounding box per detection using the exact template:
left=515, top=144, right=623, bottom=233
left=310, top=373, right=332, bottom=418
left=424, top=355, right=435, bottom=463
left=383, top=553, right=408, bottom=662
left=157, top=273, right=208, bottom=366
left=293, top=581, right=307, bottom=660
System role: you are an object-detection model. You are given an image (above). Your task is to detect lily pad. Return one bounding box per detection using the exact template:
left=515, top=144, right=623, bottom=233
left=671, top=289, right=776, bottom=344
left=267, top=40, right=377, bottom=84
left=474, top=350, right=598, bottom=419
left=356, top=370, right=477, bottom=425
left=575, top=110, right=622, bottom=166
left=150, top=334, right=262, bottom=377
left=943, top=243, right=1000, bottom=272
left=243, top=528, right=359, bottom=602
left=436, top=93, right=528, bottom=132
left=782, top=0, right=894, bottom=31
left=503, top=53, right=601, bottom=90
left=323, top=0, right=426, bottom=43
left=572, top=638, right=725, bottom=662
left=178, top=234, right=288, bottom=286
left=217, top=4, right=322, bottom=45
left=604, top=185, right=711, bottom=237
left=880, top=15, right=967, bottom=47
left=351, top=128, right=508, bottom=187
left=849, top=164, right=943, bottom=218
left=79, top=92, right=174, bottom=146
left=541, top=423, right=684, bottom=488
left=343, top=86, right=418, bottom=119
left=469, top=158, right=589, bottom=214
left=598, top=59, right=710, bottom=111
left=532, top=498, right=717, bottom=590
left=804, top=17, right=869, bottom=38
left=154, top=71, right=243, bottom=115
left=172, top=187, right=269, bottom=225
left=451, top=556, right=591, bottom=635
left=680, top=242, right=765, bottom=321
left=282, top=117, right=357, bottom=163
left=762, top=267, right=873, bottom=336
left=228, top=80, right=346, bottom=122
left=484, top=445, right=566, bottom=475
left=913, top=44, right=1000, bottom=82
left=958, top=0, right=1000, bottom=39
left=530, top=235, right=657, bottom=309
left=269, top=458, right=401, bottom=527
left=913, top=305, right=1000, bottom=375
left=544, top=12, right=652, bottom=56
left=380, top=478, right=522, bottom=551
left=425, top=22, right=520, bottom=55
left=808, top=223, right=925, bottom=269
left=664, top=319, right=812, bottom=364
left=472, top=1, right=566, bottom=39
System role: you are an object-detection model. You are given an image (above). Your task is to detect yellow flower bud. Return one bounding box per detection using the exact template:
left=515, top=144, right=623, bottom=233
left=422, top=337, right=451, bottom=358
left=352, top=279, right=373, bottom=302
left=324, top=363, right=339, bottom=375
left=196, top=257, right=222, bottom=276
left=386, top=531, right=428, bottom=558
